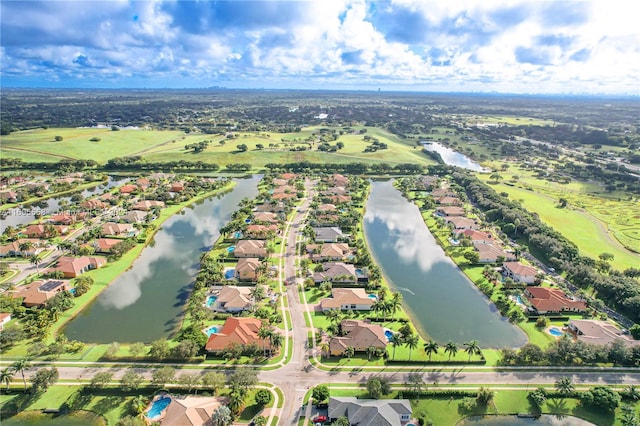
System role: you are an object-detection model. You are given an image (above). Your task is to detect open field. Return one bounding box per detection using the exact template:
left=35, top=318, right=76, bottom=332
left=477, top=168, right=639, bottom=271
left=0, top=126, right=436, bottom=168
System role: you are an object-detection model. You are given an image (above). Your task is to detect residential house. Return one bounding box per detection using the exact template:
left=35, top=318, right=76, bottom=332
left=149, top=172, right=175, bottom=181
left=0, top=239, right=46, bottom=257
left=473, top=242, right=516, bottom=263
left=313, top=227, right=345, bottom=243
left=328, top=397, right=412, bottom=426
left=272, top=178, right=288, bottom=186
left=254, top=202, right=287, bottom=213
left=568, top=320, right=640, bottom=347
left=330, top=174, right=349, bottom=187
left=271, top=192, right=296, bottom=201
left=233, top=240, right=267, bottom=258
left=170, top=182, right=185, bottom=192
left=446, top=217, right=479, bottom=230
left=280, top=172, right=297, bottom=180
left=502, top=262, right=538, bottom=284
left=132, top=200, right=165, bottom=211
left=101, top=222, right=138, bottom=237
left=456, top=229, right=494, bottom=244
left=313, top=262, right=356, bottom=284
left=119, top=184, right=138, bottom=194
left=120, top=210, right=147, bottom=224
left=252, top=212, right=280, bottom=223
left=80, top=199, right=109, bottom=210
left=317, top=203, right=337, bottom=213
left=415, top=175, right=438, bottom=191
left=0, top=313, right=11, bottom=330
left=160, top=396, right=228, bottom=426
left=272, top=185, right=295, bottom=195
left=93, top=238, right=122, bottom=254
left=436, top=206, right=465, bottom=217
left=436, top=196, right=462, bottom=205
left=327, top=195, right=351, bottom=205
left=319, top=288, right=374, bottom=312
left=524, top=287, right=587, bottom=314
left=307, top=243, right=352, bottom=261
left=49, top=213, right=77, bottom=225
left=235, top=258, right=262, bottom=281
left=312, top=213, right=340, bottom=227
left=244, top=224, right=279, bottom=239
left=204, top=317, right=272, bottom=353
left=48, top=256, right=106, bottom=278
left=210, top=286, right=254, bottom=313
left=431, top=188, right=456, bottom=198
left=0, top=191, right=18, bottom=203
left=329, top=320, right=388, bottom=357
left=22, top=224, right=68, bottom=238
left=321, top=186, right=348, bottom=196
left=135, top=178, right=150, bottom=189
left=11, top=280, right=70, bottom=308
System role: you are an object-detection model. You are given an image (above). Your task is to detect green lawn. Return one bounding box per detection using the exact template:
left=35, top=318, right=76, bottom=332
left=477, top=170, right=639, bottom=271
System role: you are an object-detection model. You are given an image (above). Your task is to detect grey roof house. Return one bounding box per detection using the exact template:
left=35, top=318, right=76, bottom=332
left=328, top=397, right=412, bottom=426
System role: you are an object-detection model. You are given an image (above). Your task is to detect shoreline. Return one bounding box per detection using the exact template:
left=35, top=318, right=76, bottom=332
left=49, top=180, right=237, bottom=342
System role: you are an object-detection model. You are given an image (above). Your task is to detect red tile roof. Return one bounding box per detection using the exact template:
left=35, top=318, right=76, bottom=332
left=525, top=287, right=587, bottom=313
left=204, top=317, right=271, bottom=352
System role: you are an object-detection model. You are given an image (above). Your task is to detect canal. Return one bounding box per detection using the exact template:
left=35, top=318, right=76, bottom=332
left=63, top=175, right=261, bottom=343
left=363, top=180, right=526, bottom=348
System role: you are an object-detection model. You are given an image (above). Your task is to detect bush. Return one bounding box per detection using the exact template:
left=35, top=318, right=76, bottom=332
left=90, top=137, right=101, bottom=142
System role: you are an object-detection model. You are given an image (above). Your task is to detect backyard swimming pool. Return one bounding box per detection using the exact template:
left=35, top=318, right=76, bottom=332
left=146, top=396, right=171, bottom=420
left=384, top=329, right=394, bottom=342
left=224, top=269, right=235, bottom=279
left=204, top=325, right=220, bottom=337
left=548, top=327, right=563, bottom=337
left=206, top=295, right=217, bottom=307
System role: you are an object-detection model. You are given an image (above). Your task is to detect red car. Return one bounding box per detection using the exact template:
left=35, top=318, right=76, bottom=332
left=313, top=415, right=327, bottom=423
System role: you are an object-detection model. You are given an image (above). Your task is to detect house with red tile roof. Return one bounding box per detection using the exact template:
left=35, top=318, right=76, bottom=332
left=119, top=184, right=138, bottom=194
left=48, top=256, right=107, bottom=278
left=280, top=173, right=297, bottom=180
left=49, top=213, right=77, bottom=225
left=170, top=182, right=185, bottom=192
left=80, top=199, right=109, bottom=210
left=244, top=224, right=279, bottom=239
left=204, top=317, right=272, bottom=353
left=524, top=287, right=587, bottom=314
left=22, top=224, right=68, bottom=238
left=0, top=312, right=11, bottom=330
left=329, top=320, right=387, bottom=356
left=0, top=191, right=18, bottom=202
left=93, top=238, right=122, bottom=254
left=101, top=222, right=138, bottom=237
left=11, top=280, right=70, bottom=308
left=327, top=195, right=352, bottom=205
left=502, top=262, right=538, bottom=284
left=436, top=196, right=461, bottom=205
left=317, top=203, right=337, bottom=213
left=135, top=178, right=150, bottom=189
left=271, top=192, right=296, bottom=200
left=0, top=239, right=46, bottom=258
left=456, top=229, right=493, bottom=244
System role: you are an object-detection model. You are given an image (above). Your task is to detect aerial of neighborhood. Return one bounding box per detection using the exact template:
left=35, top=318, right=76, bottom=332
left=0, top=1, right=639, bottom=426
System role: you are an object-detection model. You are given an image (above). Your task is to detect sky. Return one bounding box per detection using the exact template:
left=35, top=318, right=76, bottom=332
left=1, top=0, right=638, bottom=94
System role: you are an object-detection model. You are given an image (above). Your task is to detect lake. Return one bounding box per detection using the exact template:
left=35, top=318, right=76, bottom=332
left=0, top=175, right=128, bottom=233
left=63, top=175, right=261, bottom=343
left=363, top=180, right=526, bottom=348
left=422, top=142, right=485, bottom=171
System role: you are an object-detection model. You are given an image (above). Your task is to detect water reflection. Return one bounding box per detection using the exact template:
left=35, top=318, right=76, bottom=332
left=422, top=142, right=485, bottom=171
left=63, top=176, right=261, bottom=343
left=364, top=180, right=526, bottom=348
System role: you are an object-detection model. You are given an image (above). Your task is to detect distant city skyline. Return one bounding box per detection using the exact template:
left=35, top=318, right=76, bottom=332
left=1, top=0, right=638, bottom=95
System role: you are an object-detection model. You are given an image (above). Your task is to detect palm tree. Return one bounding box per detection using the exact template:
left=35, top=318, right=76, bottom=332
left=319, top=342, right=330, bottom=358
left=377, top=286, right=388, bottom=301
left=258, top=325, right=273, bottom=357
left=18, top=241, right=34, bottom=257
left=390, top=291, right=402, bottom=321
left=11, top=358, right=29, bottom=391
left=423, top=339, right=439, bottom=361
left=269, top=332, right=283, bottom=356
left=389, top=333, right=403, bottom=360
left=406, top=334, right=419, bottom=361
left=130, top=395, right=148, bottom=416
left=0, top=368, right=13, bottom=392
left=372, top=299, right=384, bottom=320
left=464, top=340, right=481, bottom=362
left=344, top=346, right=355, bottom=360
left=29, top=254, right=42, bottom=274
left=555, top=377, right=575, bottom=396
left=444, top=341, right=458, bottom=361
left=250, top=286, right=265, bottom=304
left=366, top=345, right=377, bottom=361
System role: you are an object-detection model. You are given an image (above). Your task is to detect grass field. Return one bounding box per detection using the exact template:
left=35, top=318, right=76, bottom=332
left=0, top=126, right=437, bottom=168
left=477, top=168, right=639, bottom=271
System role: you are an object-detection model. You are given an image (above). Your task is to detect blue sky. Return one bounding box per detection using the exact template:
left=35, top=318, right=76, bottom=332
left=1, top=0, right=638, bottom=94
